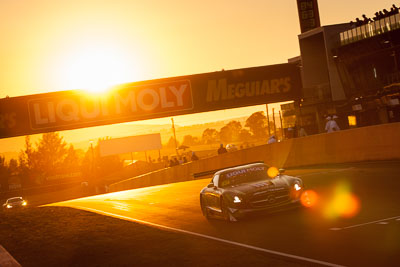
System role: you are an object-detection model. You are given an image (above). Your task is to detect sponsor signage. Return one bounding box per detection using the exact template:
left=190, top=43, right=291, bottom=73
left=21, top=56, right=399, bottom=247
left=296, top=0, right=321, bottom=33
left=27, top=79, right=192, bottom=131
left=46, top=172, right=82, bottom=182
left=99, top=133, right=162, bottom=157
left=0, top=63, right=301, bottom=138
left=8, top=175, right=22, bottom=190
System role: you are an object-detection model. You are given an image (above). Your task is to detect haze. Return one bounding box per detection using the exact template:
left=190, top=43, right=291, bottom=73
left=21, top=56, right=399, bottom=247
left=0, top=0, right=394, bottom=154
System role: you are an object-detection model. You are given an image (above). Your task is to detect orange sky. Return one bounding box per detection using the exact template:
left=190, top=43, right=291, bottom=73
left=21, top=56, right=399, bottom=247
left=0, top=0, right=395, bottom=153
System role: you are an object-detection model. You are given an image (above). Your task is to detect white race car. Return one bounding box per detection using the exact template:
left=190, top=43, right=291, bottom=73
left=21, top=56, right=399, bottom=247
left=3, top=197, right=27, bottom=210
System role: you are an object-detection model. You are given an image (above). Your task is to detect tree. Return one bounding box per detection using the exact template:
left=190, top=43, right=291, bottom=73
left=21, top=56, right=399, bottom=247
left=165, top=136, right=179, bottom=148
left=0, top=156, right=8, bottom=191
left=35, top=132, right=67, bottom=175
left=239, top=128, right=252, bottom=142
left=8, top=159, right=18, bottom=175
left=219, top=125, right=232, bottom=143
left=18, top=135, right=40, bottom=186
left=182, top=135, right=199, bottom=146
left=0, top=156, right=7, bottom=173
left=226, top=121, right=242, bottom=142
left=19, top=136, right=36, bottom=170
left=63, top=144, right=81, bottom=172
left=245, top=111, right=268, bottom=140
left=17, top=133, right=85, bottom=187
left=219, top=121, right=243, bottom=143
left=201, top=128, right=219, bottom=144
left=81, top=138, right=123, bottom=182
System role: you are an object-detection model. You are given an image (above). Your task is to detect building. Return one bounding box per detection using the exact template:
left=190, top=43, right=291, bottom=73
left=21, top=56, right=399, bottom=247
left=336, top=12, right=400, bottom=127
left=287, top=3, right=400, bottom=134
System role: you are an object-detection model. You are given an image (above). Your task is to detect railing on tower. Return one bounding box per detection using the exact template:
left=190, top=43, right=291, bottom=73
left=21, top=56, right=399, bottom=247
left=340, top=13, right=400, bottom=45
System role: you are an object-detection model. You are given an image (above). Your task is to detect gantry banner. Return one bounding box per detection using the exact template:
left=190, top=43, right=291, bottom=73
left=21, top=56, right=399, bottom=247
left=99, top=133, right=162, bottom=157
left=0, top=63, right=301, bottom=138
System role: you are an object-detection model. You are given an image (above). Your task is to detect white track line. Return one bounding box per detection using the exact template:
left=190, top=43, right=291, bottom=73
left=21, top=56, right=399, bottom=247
left=73, top=205, right=344, bottom=267
left=329, top=215, right=400, bottom=231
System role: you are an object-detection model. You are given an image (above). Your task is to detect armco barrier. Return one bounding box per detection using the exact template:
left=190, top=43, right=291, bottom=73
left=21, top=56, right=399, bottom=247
left=109, top=122, right=400, bottom=192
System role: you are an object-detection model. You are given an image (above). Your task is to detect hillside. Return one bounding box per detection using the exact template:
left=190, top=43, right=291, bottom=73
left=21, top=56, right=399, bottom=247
left=0, top=116, right=250, bottom=161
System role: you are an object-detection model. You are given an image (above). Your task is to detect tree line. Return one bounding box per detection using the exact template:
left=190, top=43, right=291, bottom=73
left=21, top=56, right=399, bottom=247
left=0, top=132, right=122, bottom=190
left=0, top=110, right=272, bottom=190
left=166, top=111, right=271, bottom=147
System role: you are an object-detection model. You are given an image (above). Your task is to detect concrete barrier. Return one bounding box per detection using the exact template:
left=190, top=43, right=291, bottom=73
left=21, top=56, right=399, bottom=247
left=109, top=122, right=400, bottom=192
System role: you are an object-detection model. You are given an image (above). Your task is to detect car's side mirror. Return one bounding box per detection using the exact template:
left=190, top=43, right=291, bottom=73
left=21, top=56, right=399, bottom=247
left=207, top=183, right=215, bottom=188
left=279, top=168, right=285, bottom=174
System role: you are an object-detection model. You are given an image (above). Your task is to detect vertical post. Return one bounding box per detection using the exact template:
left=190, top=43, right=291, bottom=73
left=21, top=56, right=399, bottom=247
left=392, top=44, right=398, bottom=73
left=272, top=108, right=277, bottom=137
left=90, top=140, right=95, bottom=192
left=145, top=151, right=148, bottom=162
left=298, top=100, right=304, bottom=131
left=171, top=118, right=178, bottom=156
left=90, top=141, right=94, bottom=174
left=266, top=104, right=271, bottom=136
left=279, top=110, right=284, bottom=140
left=316, top=106, right=323, bottom=133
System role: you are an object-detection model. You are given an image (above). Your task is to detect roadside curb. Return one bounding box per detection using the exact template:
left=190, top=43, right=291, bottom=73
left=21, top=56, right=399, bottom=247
left=0, top=245, right=21, bottom=267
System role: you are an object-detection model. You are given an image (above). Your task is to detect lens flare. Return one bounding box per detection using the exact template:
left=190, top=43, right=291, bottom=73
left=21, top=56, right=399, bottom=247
left=325, top=192, right=360, bottom=219
left=300, top=190, right=318, bottom=208
left=324, top=181, right=361, bottom=219
left=267, top=167, right=279, bottom=178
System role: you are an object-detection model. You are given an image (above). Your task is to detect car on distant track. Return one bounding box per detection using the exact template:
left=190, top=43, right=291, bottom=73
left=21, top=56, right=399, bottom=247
left=200, top=162, right=303, bottom=221
left=226, top=143, right=238, bottom=152
left=2, top=197, right=27, bottom=210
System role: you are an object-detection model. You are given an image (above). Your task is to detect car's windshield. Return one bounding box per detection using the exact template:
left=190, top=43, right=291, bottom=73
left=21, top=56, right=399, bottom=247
left=8, top=198, right=22, bottom=203
left=219, top=165, right=269, bottom=188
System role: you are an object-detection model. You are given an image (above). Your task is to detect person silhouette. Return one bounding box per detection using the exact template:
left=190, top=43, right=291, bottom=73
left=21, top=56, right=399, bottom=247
left=268, top=135, right=277, bottom=144
left=217, top=144, right=227, bottom=154
left=325, top=116, right=340, bottom=133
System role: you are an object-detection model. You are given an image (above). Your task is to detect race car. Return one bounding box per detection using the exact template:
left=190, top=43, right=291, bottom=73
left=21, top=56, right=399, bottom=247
left=200, top=162, right=303, bottom=221
left=2, top=197, right=27, bottom=210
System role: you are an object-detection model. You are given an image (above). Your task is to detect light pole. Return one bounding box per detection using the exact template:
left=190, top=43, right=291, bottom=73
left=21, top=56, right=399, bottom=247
left=171, top=118, right=178, bottom=156
left=266, top=104, right=271, bottom=137
left=272, top=108, right=277, bottom=137
left=90, top=140, right=94, bottom=180
left=279, top=110, right=284, bottom=140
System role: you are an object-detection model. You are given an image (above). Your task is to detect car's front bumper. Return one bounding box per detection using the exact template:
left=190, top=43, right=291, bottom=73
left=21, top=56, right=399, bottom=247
left=3, top=204, right=25, bottom=209
left=228, top=199, right=302, bottom=218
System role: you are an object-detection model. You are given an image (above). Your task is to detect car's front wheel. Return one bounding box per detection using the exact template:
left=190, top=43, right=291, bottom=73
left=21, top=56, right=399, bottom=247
left=200, top=196, right=211, bottom=219
left=220, top=198, right=238, bottom=222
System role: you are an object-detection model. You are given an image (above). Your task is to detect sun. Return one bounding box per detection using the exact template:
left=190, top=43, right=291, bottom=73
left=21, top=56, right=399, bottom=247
left=57, top=43, right=140, bottom=93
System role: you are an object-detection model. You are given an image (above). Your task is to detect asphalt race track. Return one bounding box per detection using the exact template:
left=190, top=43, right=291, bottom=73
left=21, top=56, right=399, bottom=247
left=50, top=161, right=400, bottom=267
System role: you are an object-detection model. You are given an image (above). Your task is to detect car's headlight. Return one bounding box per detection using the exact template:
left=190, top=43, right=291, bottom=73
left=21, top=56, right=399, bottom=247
left=22, top=201, right=27, bottom=206
left=6, top=204, right=12, bottom=208
left=233, top=196, right=242, bottom=203
left=294, top=183, right=302, bottom=191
